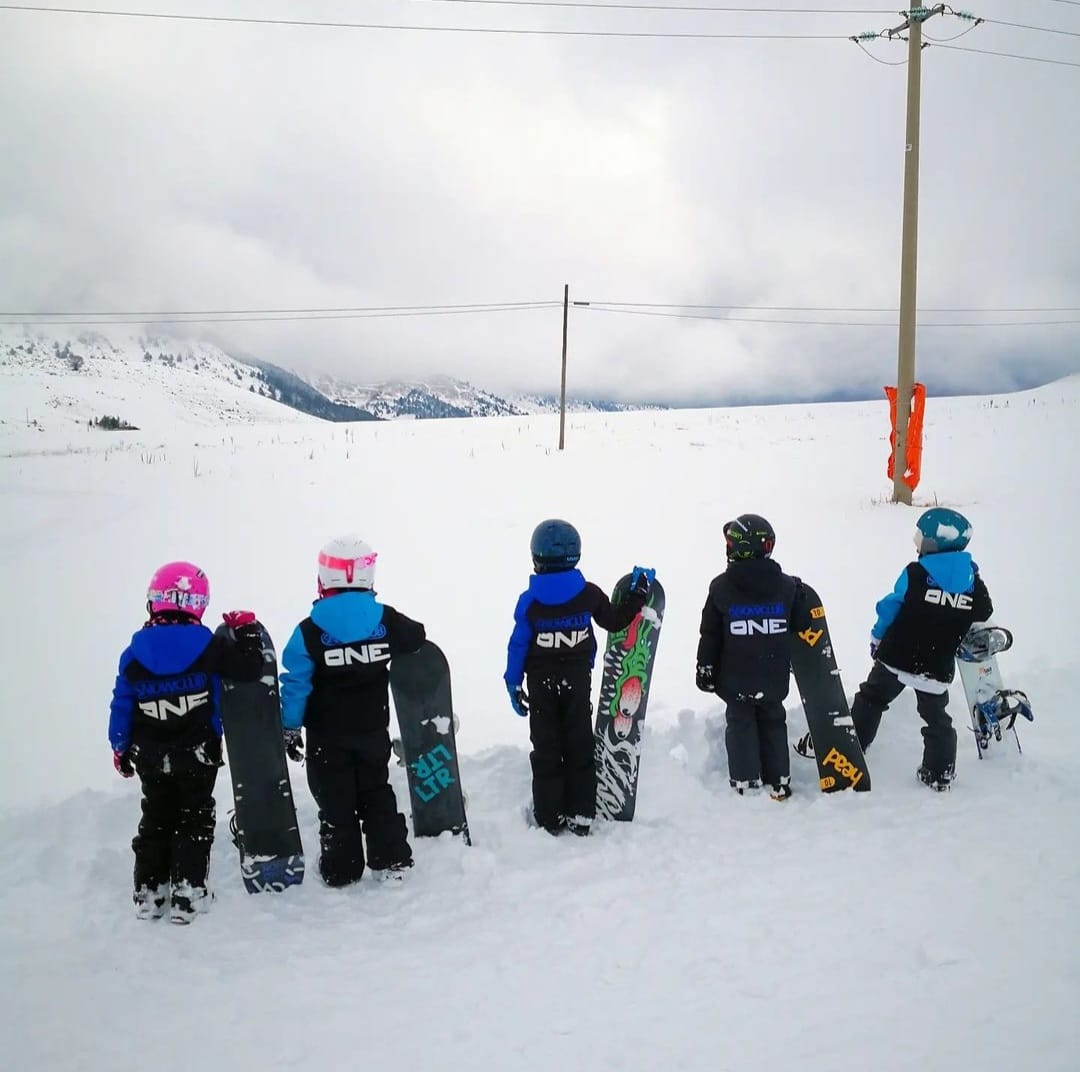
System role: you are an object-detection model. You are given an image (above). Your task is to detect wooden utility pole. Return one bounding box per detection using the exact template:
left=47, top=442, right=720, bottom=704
left=558, top=284, right=569, bottom=451
left=889, top=4, right=944, bottom=504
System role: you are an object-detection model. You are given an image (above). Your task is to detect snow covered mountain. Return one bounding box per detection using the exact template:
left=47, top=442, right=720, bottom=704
left=315, top=373, right=661, bottom=420
left=0, top=327, right=658, bottom=431
left=0, top=328, right=377, bottom=436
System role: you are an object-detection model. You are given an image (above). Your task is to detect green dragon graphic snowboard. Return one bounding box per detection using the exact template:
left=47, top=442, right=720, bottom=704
left=594, top=575, right=665, bottom=821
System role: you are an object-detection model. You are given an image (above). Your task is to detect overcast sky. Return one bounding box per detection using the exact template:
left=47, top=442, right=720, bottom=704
left=1, top=1, right=1078, bottom=404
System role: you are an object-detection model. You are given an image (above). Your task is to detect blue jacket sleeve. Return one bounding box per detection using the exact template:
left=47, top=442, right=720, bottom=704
left=871, top=568, right=909, bottom=639
left=280, top=624, right=315, bottom=730
left=108, top=649, right=136, bottom=752
left=504, top=593, right=534, bottom=688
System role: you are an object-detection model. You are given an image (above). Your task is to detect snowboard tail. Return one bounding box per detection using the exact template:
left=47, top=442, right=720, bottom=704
left=390, top=641, right=471, bottom=844
left=594, top=576, right=665, bottom=821
left=216, top=622, right=305, bottom=894
left=789, top=583, right=870, bottom=793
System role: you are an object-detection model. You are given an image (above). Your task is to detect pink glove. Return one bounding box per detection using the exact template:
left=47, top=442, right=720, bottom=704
left=113, top=750, right=135, bottom=778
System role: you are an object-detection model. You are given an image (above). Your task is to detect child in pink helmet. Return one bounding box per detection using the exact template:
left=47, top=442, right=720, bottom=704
left=108, top=561, right=263, bottom=924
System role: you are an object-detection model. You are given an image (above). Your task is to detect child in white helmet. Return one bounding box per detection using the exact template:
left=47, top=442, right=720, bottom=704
left=280, top=536, right=425, bottom=887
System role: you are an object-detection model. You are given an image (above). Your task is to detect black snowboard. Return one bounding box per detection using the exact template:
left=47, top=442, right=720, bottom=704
left=390, top=641, right=471, bottom=844
left=789, top=583, right=871, bottom=793
left=215, top=622, right=305, bottom=892
left=594, top=575, right=666, bottom=821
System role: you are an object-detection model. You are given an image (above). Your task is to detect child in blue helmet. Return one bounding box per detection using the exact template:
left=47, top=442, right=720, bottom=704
left=799, top=508, right=993, bottom=790
left=505, top=519, right=652, bottom=836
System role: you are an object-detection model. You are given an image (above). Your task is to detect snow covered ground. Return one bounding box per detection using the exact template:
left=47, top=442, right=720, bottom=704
left=2, top=369, right=1078, bottom=1070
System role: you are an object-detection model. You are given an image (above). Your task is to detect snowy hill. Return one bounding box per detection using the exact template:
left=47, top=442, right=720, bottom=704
left=316, top=372, right=660, bottom=419
left=0, top=329, right=375, bottom=445
left=2, top=380, right=1078, bottom=1071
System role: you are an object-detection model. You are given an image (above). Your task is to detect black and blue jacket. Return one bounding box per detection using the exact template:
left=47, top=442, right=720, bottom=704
left=504, top=569, right=645, bottom=688
left=872, top=550, right=993, bottom=683
left=109, top=622, right=262, bottom=772
left=696, top=557, right=800, bottom=704
left=280, top=590, right=425, bottom=745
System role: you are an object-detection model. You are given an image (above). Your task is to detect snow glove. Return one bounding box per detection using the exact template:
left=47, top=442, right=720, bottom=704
left=869, top=634, right=881, bottom=660
left=695, top=664, right=715, bottom=694
left=223, top=610, right=262, bottom=652
left=113, top=750, right=135, bottom=778
left=630, top=566, right=655, bottom=600
left=284, top=729, right=305, bottom=764
left=508, top=683, right=529, bottom=718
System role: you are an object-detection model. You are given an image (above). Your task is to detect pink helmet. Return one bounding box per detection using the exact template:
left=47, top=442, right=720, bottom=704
left=146, top=561, right=210, bottom=620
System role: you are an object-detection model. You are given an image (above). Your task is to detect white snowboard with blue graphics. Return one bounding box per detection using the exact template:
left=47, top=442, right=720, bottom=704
left=956, top=626, right=1033, bottom=757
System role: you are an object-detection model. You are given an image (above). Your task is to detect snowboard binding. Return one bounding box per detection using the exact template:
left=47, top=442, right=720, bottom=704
left=958, top=626, right=1013, bottom=663
left=971, top=690, right=1033, bottom=756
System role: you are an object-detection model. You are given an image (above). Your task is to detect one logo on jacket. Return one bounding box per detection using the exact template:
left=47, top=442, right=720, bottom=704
left=324, top=642, right=391, bottom=666
left=924, top=588, right=973, bottom=609
left=138, top=690, right=210, bottom=720
left=535, top=612, right=592, bottom=650
left=729, top=602, right=787, bottom=636
left=134, top=673, right=211, bottom=720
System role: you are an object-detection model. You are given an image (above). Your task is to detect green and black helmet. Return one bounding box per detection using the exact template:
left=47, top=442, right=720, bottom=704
left=724, top=514, right=776, bottom=562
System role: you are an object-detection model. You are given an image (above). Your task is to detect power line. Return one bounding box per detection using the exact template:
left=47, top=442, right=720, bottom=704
left=0, top=4, right=848, bottom=36
left=8, top=301, right=1078, bottom=319
left=381, top=1, right=899, bottom=10
left=1, top=301, right=559, bottom=317
left=932, top=42, right=1080, bottom=67
left=580, top=302, right=1080, bottom=312
left=577, top=305, right=1080, bottom=326
left=0, top=305, right=564, bottom=326
left=982, top=18, right=1080, bottom=38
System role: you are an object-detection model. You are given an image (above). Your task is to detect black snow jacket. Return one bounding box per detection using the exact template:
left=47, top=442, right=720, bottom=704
left=696, top=558, right=800, bottom=704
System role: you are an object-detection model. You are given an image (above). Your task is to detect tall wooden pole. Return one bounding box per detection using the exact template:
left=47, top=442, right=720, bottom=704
left=559, top=283, right=568, bottom=451
left=889, top=4, right=943, bottom=504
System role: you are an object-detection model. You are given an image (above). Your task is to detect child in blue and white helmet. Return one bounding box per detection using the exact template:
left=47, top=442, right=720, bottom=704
left=799, top=508, right=993, bottom=791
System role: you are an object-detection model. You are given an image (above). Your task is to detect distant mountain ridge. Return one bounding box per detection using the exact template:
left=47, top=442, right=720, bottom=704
left=0, top=329, right=378, bottom=425
left=0, top=327, right=660, bottom=426
left=313, top=373, right=660, bottom=420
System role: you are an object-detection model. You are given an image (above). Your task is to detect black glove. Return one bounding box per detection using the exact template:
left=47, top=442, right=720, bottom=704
left=284, top=729, right=305, bottom=763
left=695, top=664, right=715, bottom=694
left=113, top=749, right=135, bottom=778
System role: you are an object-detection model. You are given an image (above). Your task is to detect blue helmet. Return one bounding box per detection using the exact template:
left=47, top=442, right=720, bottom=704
left=530, top=519, right=581, bottom=573
left=914, top=507, right=972, bottom=555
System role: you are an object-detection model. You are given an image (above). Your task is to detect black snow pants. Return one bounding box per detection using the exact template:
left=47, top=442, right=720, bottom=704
left=132, top=764, right=218, bottom=893
left=306, top=733, right=412, bottom=886
left=851, top=661, right=955, bottom=778
left=527, top=664, right=595, bottom=831
left=724, top=697, right=790, bottom=789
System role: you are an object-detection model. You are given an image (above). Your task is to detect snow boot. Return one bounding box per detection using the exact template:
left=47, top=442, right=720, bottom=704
left=133, top=885, right=167, bottom=920
left=916, top=765, right=954, bottom=793
left=730, top=778, right=763, bottom=796
left=372, top=860, right=414, bottom=885
left=565, top=815, right=592, bottom=837
left=769, top=776, right=792, bottom=801
left=170, top=884, right=213, bottom=925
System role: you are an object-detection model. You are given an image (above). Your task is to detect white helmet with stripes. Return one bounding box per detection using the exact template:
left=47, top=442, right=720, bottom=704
left=317, top=535, right=377, bottom=596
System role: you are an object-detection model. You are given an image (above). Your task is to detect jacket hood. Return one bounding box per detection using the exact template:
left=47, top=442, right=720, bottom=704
left=311, top=590, right=385, bottom=642
left=130, top=623, right=214, bottom=674
left=528, top=569, right=587, bottom=605
left=919, top=550, right=976, bottom=594
left=725, top=558, right=784, bottom=599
